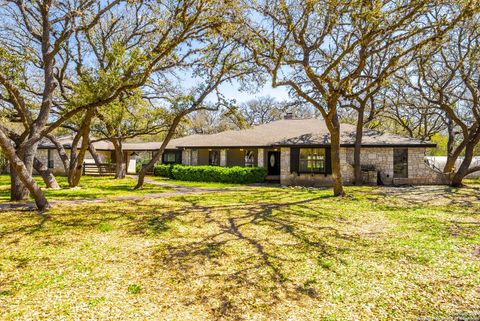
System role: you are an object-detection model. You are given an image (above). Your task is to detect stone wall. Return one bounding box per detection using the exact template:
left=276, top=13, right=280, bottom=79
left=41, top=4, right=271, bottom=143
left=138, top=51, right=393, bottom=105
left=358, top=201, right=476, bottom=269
left=191, top=149, right=198, bottom=166
left=36, top=149, right=65, bottom=175
left=344, top=147, right=394, bottom=185
left=257, top=148, right=264, bottom=167
left=279, top=146, right=447, bottom=186
left=220, top=149, right=227, bottom=167
left=182, top=149, right=191, bottom=166
left=397, top=147, right=447, bottom=185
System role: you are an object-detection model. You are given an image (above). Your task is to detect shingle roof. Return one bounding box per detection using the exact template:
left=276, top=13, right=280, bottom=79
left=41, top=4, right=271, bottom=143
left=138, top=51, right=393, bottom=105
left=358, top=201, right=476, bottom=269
left=38, top=119, right=436, bottom=151
left=38, top=136, right=163, bottom=151
left=167, top=118, right=436, bottom=148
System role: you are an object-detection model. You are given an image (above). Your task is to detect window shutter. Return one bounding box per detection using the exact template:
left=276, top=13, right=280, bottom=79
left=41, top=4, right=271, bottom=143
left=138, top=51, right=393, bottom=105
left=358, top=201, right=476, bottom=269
left=290, top=148, right=299, bottom=174
left=325, top=147, right=332, bottom=174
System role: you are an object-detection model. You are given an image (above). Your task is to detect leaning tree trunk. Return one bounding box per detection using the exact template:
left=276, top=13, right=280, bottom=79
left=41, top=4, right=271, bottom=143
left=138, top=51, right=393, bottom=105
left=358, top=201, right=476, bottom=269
left=10, top=165, right=30, bottom=201
left=135, top=113, right=185, bottom=190
left=0, top=130, right=50, bottom=211
left=353, top=109, right=365, bottom=185
left=450, top=131, right=480, bottom=187
left=444, top=119, right=464, bottom=174
left=33, top=158, right=60, bottom=189
left=326, top=111, right=346, bottom=197
left=47, top=134, right=70, bottom=176
left=88, top=142, right=104, bottom=174
left=450, top=145, right=474, bottom=187
left=10, top=143, right=37, bottom=201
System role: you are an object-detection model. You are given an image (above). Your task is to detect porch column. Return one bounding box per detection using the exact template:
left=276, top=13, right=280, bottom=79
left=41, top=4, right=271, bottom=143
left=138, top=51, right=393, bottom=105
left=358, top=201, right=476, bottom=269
left=280, top=148, right=290, bottom=179
left=191, top=149, right=198, bottom=166
left=127, top=153, right=137, bottom=174
left=257, top=148, right=264, bottom=167
left=220, top=149, right=227, bottom=167
left=182, top=149, right=191, bottom=166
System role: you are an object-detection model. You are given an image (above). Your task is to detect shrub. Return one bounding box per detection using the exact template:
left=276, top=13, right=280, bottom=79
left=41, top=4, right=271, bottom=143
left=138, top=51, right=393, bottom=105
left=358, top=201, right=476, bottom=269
left=154, top=164, right=267, bottom=184
left=154, top=164, right=174, bottom=178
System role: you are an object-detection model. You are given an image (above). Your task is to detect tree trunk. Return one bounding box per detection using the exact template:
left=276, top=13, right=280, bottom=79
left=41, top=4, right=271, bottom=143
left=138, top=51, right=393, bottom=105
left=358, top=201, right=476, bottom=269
left=112, top=139, right=126, bottom=179
left=33, top=158, right=60, bottom=189
left=88, top=142, right=105, bottom=175
left=0, top=129, right=50, bottom=211
left=353, top=109, right=365, bottom=185
left=68, top=110, right=94, bottom=187
left=444, top=118, right=460, bottom=173
left=10, top=144, right=36, bottom=200
left=70, top=133, right=90, bottom=187
left=88, top=142, right=103, bottom=167
left=10, top=166, right=30, bottom=201
left=326, top=111, right=345, bottom=197
left=135, top=113, right=185, bottom=189
left=450, top=147, right=473, bottom=187
left=450, top=135, right=480, bottom=187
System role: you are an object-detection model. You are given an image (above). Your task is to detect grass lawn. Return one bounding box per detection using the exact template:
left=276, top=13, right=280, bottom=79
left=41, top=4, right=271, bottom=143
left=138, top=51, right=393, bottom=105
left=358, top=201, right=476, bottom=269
left=0, top=175, right=173, bottom=201
left=0, top=182, right=479, bottom=320
left=148, top=175, right=245, bottom=188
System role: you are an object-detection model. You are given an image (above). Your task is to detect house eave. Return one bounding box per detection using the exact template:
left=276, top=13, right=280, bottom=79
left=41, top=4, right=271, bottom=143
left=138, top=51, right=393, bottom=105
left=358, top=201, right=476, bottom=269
left=173, top=143, right=437, bottom=149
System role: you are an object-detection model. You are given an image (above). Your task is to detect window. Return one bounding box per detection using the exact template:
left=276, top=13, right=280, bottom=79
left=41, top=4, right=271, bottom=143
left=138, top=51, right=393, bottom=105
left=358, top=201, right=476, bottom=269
left=394, top=148, right=408, bottom=178
left=299, top=148, right=325, bottom=173
left=47, top=149, right=54, bottom=169
left=164, top=152, right=176, bottom=163
left=209, top=150, right=220, bottom=166
left=245, top=150, right=255, bottom=167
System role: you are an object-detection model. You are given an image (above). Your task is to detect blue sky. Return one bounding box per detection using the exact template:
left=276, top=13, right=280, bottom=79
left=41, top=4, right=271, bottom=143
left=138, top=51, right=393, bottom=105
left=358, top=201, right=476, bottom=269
left=214, top=81, right=290, bottom=103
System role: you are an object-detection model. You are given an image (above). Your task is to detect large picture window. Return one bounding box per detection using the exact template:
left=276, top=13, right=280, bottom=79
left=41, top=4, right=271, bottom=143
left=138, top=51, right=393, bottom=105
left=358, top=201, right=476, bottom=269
left=163, top=152, right=176, bottom=164
left=209, top=150, right=220, bottom=166
left=245, top=150, right=255, bottom=167
left=299, top=148, right=325, bottom=173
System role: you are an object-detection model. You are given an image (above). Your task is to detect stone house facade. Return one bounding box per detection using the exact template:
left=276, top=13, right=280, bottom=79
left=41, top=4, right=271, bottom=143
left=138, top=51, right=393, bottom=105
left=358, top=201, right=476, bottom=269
left=165, top=118, right=447, bottom=186
left=37, top=118, right=446, bottom=186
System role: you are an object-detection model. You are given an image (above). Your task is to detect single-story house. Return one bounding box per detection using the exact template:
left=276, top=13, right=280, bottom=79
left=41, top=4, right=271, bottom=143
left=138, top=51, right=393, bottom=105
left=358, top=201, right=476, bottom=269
left=37, top=118, right=446, bottom=185
left=163, top=118, right=446, bottom=186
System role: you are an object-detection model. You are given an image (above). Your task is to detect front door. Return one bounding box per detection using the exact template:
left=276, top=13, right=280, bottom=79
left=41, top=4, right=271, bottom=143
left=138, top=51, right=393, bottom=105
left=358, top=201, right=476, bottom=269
left=267, top=151, right=281, bottom=175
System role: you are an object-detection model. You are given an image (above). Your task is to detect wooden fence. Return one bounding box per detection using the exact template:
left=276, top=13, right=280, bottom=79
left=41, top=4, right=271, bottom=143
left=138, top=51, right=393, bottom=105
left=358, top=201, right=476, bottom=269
left=83, top=163, right=116, bottom=176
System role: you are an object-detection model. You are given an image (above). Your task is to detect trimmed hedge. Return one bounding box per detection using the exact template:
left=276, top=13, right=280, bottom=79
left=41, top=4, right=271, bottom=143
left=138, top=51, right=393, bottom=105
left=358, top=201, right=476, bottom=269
left=154, top=164, right=174, bottom=178
left=154, top=164, right=267, bottom=184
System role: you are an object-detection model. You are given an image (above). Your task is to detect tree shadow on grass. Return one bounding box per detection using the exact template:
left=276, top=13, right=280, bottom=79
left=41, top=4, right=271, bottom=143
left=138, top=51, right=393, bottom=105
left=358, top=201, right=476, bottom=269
left=362, top=185, right=480, bottom=213
left=3, top=186, right=477, bottom=320
left=142, top=192, right=364, bottom=319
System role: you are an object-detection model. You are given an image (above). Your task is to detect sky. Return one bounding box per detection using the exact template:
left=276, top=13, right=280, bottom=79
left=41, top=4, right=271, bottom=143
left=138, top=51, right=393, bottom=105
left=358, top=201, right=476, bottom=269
left=210, top=81, right=291, bottom=104
left=198, top=82, right=289, bottom=104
